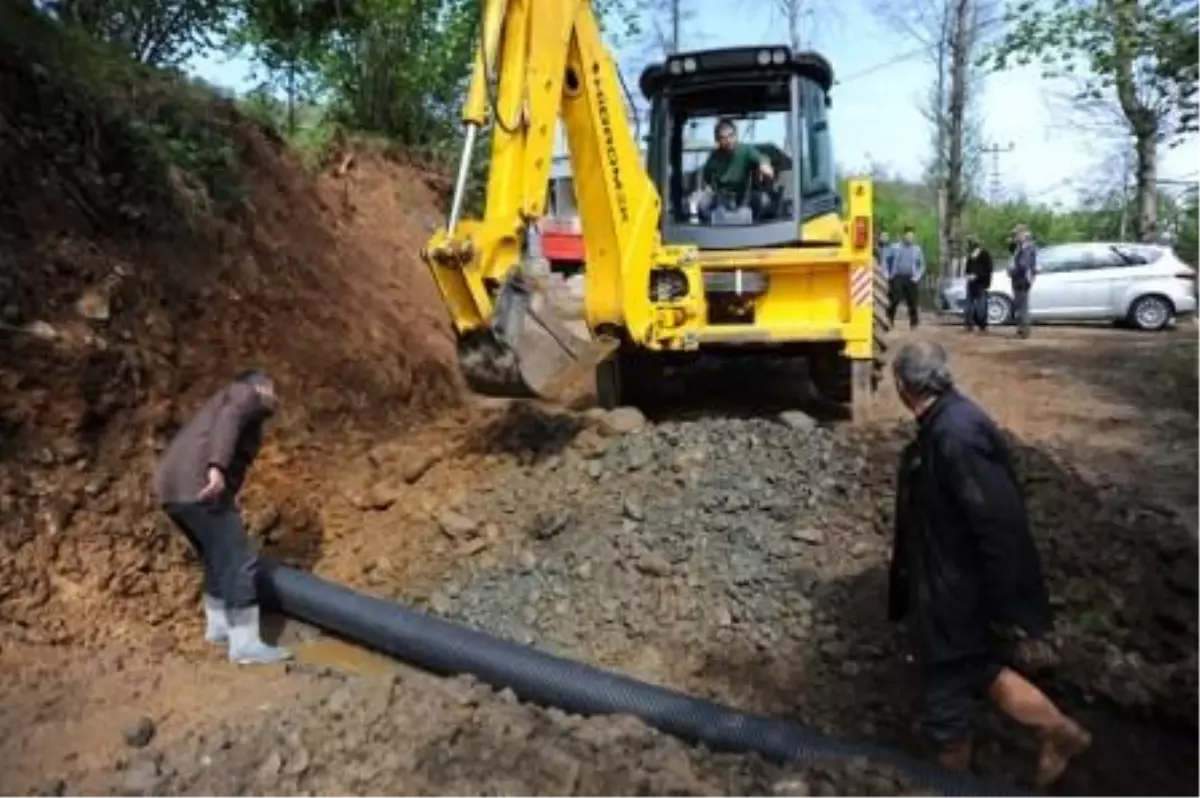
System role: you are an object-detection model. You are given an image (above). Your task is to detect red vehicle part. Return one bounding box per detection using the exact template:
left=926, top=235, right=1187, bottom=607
left=541, top=218, right=585, bottom=266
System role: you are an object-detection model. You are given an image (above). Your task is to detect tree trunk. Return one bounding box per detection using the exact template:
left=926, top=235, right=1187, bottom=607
left=944, top=0, right=972, bottom=277
left=933, top=1, right=951, bottom=278
left=1107, top=0, right=1159, bottom=241
left=1135, top=127, right=1158, bottom=241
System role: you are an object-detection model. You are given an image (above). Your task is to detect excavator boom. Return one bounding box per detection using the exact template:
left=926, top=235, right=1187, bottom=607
left=423, top=0, right=694, bottom=400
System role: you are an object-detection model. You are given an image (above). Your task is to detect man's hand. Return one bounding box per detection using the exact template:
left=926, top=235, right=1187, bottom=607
left=197, top=466, right=226, bottom=502
left=1014, top=637, right=1058, bottom=672
left=759, top=161, right=775, bottom=180
left=995, top=623, right=1059, bottom=672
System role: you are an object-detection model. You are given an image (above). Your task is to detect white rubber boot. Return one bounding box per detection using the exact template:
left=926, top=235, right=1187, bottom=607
left=226, top=604, right=292, bottom=665
left=203, top=594, right=229, bottom=644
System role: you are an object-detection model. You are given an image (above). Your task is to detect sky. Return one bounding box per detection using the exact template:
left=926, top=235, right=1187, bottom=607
left=187, top=0, right=1198, bottom=209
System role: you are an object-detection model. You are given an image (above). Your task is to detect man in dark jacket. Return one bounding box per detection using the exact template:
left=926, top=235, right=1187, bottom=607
left=154, top=369, right=291, bottom=665
left=1007, top=224, right=1037, bottom=338
left=888, top=342, right=1090, bottom=787
left=875, top=230, right=894, bottom=277
left=963, top=236, right=993, bottom=332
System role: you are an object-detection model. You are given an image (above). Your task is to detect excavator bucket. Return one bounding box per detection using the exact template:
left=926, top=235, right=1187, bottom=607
left=457, top=275, right=618, bottom=402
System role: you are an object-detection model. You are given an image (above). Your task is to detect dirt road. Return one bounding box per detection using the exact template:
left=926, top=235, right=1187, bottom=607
left=1, top=323, right=1195, bottom=796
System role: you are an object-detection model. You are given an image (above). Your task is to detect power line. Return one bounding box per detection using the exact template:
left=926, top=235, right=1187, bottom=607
left=835, top=13, right=1007, bottom=85
left=1159, top=172, right=1199, bottom=185
left=1026, top=173, right=1081, bottom=200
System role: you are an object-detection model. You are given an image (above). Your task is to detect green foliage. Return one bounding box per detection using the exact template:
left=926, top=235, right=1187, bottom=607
left=1, top=1, right=249, bottom=234
left=237, top=87, right=339, bottom=167
left=40, top=0, right=234, bottom=66
left=1156, top=0, right=1195, bottom=130
left=863, top=170, right=1197, bottom=277
left=985, top=0, right=1199, bottom=142
left=230, top=0, right=478, bottom=160
left=1170, top=184, right=1198, bottom=264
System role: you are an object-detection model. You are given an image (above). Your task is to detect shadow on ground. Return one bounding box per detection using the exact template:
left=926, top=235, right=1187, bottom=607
left=638, top=355, right=850, bottom=424
left=461, top=402, right=587, bottom=462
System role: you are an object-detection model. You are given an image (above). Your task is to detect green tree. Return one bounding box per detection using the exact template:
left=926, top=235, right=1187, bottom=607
left=1156, top=0, right=1195, bottom=130
left=986, top=0, right=1200, bottom=242
left=38, top=0, right=233, bottom=65
left=1175, top=184, right=1199, bottom=264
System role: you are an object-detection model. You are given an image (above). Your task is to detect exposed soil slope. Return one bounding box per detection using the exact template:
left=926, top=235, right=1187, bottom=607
left=0, top=5, right=462, bottom=649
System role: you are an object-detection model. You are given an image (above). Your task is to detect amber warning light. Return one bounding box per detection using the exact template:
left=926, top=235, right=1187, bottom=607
left=852, top=217, right=869, bottom=249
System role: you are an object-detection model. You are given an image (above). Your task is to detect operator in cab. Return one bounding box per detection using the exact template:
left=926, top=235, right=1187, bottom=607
left=690, top=118, right=774, bottom=222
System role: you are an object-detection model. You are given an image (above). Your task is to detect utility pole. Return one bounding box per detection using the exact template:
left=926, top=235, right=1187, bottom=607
left=671, top=0, right=681, bottom=52
left=980, top=141, right=1015, bottom=204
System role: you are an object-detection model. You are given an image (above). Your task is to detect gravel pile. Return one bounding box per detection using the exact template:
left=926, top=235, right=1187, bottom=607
left=390, top=403, right=1197, bottom=796
left=408, top=408, right=910, bottom=741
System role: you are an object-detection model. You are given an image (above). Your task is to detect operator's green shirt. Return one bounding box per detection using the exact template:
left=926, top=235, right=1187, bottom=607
left=702, top=142, right=767, bottom=201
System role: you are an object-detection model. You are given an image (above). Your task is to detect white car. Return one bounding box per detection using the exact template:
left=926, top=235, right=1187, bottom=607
left=938, top=242, right=1198, bottom=331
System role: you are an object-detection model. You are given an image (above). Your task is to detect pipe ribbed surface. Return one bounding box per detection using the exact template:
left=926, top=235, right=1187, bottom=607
left=259, top=562, right=1021, bottom=796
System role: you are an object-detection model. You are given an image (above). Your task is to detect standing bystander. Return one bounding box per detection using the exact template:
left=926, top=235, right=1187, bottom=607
left=964, top=236, right=994, bottom=332
left=887, top=226, right=925, bottom=329
left=1008, top=224, right=1037, bottom=339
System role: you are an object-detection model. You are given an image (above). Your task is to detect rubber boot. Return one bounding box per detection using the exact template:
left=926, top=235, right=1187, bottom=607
left=203, top=594, right=229, bottom=644
left=226, top=604, right=292, bottom=665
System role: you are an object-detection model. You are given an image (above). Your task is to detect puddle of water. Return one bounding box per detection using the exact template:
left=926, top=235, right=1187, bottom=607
left=293, top=637, right=400, bottom=678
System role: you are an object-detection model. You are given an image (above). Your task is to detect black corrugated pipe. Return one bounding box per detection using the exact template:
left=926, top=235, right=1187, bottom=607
left=258, top=561, right=1022, bottom=796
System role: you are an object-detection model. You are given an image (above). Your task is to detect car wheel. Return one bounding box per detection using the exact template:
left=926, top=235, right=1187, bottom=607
left=986, top=293, right=1013, bottom=326
left=1129, top=295, right=1173, bottom=331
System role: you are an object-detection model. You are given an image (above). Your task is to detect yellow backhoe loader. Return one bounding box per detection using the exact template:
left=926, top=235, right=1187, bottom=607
left=421, top=0, right=889, bottom=420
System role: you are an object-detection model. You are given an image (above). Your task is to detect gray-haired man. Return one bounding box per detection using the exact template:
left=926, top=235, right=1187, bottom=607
left=1008, top=224, right=1037, bottom=338
left=889, top=341, right=1090, bottom=787
left=154, top=369, right=292, bottom=665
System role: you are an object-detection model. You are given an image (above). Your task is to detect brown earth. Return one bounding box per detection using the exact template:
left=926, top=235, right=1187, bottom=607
left=0, top=20, right=465, bottom=652
left=2, top=317, right=1195, bottom=795
left=2, top=13, right=1197, bottom=793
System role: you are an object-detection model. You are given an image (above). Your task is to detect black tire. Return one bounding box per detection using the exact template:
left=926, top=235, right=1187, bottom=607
left=1128, top=294, right=1173, bottom=331
left=986, top=293, right=1013, bottom=326
left=595, top=353, right=623, bottom=410
left=595, top=348, right=658, bottom=409
left=872, top=279, right=890, bottom=391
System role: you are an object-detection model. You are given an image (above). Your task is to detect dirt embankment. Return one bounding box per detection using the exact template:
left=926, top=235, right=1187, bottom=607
left=0, top=5, right=463, bottom=650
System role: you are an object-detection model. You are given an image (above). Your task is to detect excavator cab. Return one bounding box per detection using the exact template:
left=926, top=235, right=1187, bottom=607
left=641, top=47, right=842, bottom=251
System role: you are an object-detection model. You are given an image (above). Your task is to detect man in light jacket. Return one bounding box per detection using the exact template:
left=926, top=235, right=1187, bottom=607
left=887, top=226, right=925, bottom=329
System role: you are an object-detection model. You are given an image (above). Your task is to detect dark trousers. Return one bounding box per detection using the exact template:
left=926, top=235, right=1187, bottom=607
left=1013, top=286, right=1032, bottom=337
left=888, top=276, right=920, bottom=327
left=965, top=288, right=988, bottom=331
left=164, top=501, right=258, bottom=608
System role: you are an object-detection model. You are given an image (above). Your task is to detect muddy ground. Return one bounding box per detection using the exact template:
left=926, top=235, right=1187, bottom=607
left=1, top=322, right=1196, bottom=797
